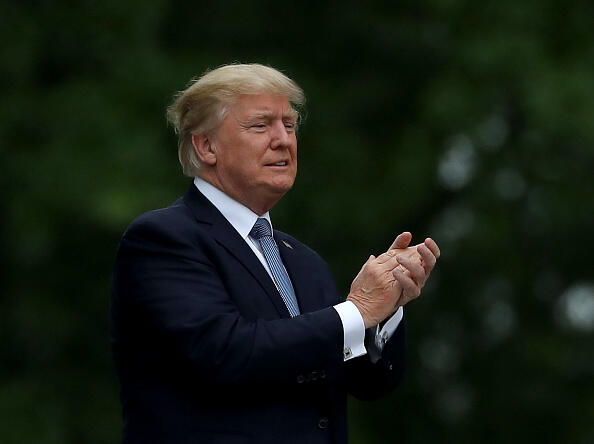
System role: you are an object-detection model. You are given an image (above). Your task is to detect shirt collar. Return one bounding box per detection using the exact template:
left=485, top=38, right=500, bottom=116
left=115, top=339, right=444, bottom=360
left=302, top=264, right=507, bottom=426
left=193, top=177, right=272, bottom=240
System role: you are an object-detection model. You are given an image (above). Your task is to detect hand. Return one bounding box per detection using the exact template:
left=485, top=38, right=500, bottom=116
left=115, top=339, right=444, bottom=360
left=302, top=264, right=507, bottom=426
left=347, top=250, right=402, bottom=328
left=392, top=237, right=440, bottom=308
left=387, top=231, right=423, bottom=275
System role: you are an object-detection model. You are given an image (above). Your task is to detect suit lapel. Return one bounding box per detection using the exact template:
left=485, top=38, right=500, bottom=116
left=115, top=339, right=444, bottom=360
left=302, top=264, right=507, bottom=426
left=211, top=224, right=292, bottom=317
left=183, top=184, right=291, bottom=318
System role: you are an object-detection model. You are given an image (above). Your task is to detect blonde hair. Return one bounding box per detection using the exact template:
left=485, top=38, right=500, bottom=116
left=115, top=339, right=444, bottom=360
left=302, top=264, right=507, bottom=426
left=166, top=63, right=305, bottom=176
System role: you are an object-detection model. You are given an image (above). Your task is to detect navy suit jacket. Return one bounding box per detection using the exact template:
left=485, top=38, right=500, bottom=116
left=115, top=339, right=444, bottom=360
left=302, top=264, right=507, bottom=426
left=110, top=184, right=406, bottom=444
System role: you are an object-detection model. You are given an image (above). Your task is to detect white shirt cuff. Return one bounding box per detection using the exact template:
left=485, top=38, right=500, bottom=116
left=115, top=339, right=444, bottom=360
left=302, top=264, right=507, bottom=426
left=333, top=301, right=367, bottom=361
left=374, top=306, right=404, bottom=351
left=365, top=307, right=404, bottom=363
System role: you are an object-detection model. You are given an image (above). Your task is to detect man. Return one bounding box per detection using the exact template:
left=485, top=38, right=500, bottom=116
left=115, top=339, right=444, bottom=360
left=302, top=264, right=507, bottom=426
left=110, top=64, right=440, bottom=444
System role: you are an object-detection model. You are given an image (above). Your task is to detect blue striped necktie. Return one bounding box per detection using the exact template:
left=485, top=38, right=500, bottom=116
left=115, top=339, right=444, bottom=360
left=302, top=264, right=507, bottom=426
left=250, top=218, right=300, bottom=317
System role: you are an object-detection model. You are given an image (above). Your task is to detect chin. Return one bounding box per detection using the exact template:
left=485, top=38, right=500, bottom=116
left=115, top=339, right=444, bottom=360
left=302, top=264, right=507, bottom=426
left=276, top=179, right=296, bottom=193
left=268, top=185, right=293, bottom=197
left=267, top=176, right=295, bottom=193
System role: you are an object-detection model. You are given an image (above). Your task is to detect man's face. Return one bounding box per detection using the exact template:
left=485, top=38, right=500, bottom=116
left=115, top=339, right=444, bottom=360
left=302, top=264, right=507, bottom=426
left=209, top=94, right=298, bottom=214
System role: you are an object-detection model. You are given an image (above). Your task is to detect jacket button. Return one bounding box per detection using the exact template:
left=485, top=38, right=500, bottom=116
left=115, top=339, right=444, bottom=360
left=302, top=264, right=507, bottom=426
left=318, top=417, right=329, bottom=429
left=296, top=374, right=305, bottom=383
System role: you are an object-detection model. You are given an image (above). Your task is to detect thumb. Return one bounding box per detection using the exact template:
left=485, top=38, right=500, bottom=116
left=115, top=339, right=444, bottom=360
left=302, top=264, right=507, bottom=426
left=389, top=232, right=412, bottom=250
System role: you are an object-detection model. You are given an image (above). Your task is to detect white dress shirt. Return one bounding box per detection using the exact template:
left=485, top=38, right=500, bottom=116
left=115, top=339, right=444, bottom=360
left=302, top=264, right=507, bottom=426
left=194, top=177, right=403, bottom=362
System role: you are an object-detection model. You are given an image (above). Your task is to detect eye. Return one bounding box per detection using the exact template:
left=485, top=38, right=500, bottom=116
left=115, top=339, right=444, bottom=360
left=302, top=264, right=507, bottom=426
left=284, top=122, right=295, bottom=131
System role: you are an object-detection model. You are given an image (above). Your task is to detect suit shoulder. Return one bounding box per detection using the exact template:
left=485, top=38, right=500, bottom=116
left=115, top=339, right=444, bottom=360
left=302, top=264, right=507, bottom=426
left=120, top=197, right=197, bottom=242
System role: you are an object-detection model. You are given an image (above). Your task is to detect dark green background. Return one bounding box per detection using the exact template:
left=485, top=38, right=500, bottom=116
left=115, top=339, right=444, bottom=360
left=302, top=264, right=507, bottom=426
left=2, top=1, right=593, bottom=442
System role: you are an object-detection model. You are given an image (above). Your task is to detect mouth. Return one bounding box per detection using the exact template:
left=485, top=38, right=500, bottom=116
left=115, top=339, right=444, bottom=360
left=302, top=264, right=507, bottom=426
left=265, top=161, right=289, bottom=167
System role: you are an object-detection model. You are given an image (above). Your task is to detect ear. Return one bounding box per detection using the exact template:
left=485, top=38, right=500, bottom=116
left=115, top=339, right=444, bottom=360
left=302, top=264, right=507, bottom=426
left=192, top=134, right=217, bottom=166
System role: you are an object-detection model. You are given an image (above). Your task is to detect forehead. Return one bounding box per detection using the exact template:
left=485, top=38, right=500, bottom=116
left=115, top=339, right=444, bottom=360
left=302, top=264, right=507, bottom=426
left=230, top=94, right=294, bottom=117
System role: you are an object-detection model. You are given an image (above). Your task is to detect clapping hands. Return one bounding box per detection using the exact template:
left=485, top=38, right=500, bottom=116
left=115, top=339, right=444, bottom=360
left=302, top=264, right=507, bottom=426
left=347, top=232, right=440, bottom=328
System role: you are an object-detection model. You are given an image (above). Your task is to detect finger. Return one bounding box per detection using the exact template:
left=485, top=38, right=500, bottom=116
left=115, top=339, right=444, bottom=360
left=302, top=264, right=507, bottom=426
left=374, top=248, right=402, bottom=268
left=393, top=267, right=421, bottom=304
left=375, top=249, right=396, bottom=265
left=424, top=238, right=440, bottom=259
left=396, top=254, right=426, bottom=286
left=389, top=232, right=412, bottom=250
left=378, top=254, right=401, bottom=272
left=402, top=247, right=422, bottom=262
left=391, top=280, right=403, bottom=307
left=417, top=244, right=436, bottom=274
left=387, top=247, right=420, bottom=265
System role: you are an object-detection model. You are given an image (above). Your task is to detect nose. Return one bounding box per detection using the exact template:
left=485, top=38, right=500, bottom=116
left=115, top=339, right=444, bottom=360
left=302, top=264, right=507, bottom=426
left=270, top=120, right=293, bottom=150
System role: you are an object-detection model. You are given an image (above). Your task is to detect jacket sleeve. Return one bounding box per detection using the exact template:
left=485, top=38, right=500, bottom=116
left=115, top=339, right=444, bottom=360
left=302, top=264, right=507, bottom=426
left=315, top=256, right=407, bottom=400
left=111, top=214, right=346, bottom=386
left=344, top=321, right=407, bottom=400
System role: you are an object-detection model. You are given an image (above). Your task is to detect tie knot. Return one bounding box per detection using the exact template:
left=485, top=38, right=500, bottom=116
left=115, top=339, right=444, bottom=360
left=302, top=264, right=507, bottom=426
left=250, top=218, right=272, bottom=240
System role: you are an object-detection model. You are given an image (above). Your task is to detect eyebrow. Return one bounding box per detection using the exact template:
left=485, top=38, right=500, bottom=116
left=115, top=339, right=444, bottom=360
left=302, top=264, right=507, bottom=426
left=246, top=109, right=298, bottom=122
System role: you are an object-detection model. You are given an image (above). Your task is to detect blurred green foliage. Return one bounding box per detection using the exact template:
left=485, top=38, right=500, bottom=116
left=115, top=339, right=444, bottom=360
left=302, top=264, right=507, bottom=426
left=2, top=0, right=593, bottom=442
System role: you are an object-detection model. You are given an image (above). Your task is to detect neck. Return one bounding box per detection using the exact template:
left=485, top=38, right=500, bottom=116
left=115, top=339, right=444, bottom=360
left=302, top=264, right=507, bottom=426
left=197, top=172, right=281, bottom=216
